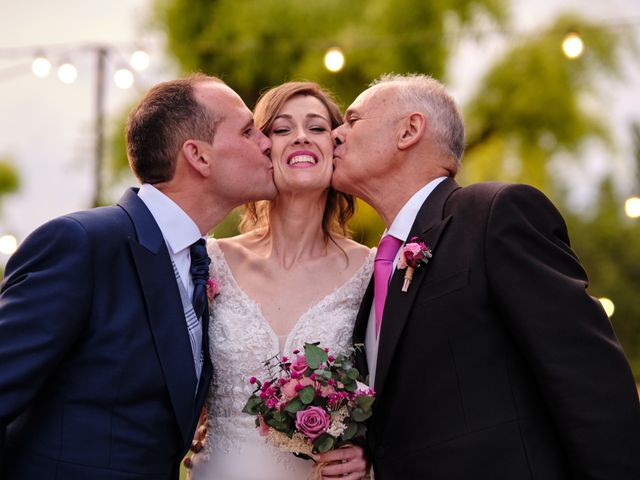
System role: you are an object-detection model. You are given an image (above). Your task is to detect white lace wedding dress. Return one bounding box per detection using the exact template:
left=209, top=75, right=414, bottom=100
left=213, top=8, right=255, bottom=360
left=191, top=239, right=375, bottom=480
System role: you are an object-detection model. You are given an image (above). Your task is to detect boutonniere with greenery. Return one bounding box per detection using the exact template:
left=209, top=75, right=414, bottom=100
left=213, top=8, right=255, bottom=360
left=397, top=237, right=432, bottom=292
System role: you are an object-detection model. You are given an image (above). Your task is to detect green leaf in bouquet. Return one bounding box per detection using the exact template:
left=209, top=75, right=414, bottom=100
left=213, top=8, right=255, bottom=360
left=268, top=411, right=291, bottom=431
left=355, top=395, right=374, bottom=412
left=313, top=433, right=336, bottom=453
left=299, top=385, right=316, bottom=404
left=346, top=368, right=359, bottom=380
left=350, top=407, right=372, bottom=422
left=342, top=379, right=357, bottom=392
left=242, top=395, right=262, bottom=415
left=356, top=422, right=367, bottom=438
left=285, top=397, right=304, bottom=413
left=341, top=422, right=359, bottom=441
left=305, top=343, right=328, bottom=369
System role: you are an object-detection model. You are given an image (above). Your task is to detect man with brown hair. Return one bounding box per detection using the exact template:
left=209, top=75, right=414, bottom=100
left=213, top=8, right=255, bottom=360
left=0, top=74, right=276, bottom=479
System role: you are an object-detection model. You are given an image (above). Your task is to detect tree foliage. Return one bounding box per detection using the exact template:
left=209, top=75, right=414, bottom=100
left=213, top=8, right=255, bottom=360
left=0, top=155, right=19, bottom=203
left=565, top=181, right=640, bottom=377
left=154, top=0, right=506, bottom=106
left=460, top=14, right=628, bottom=193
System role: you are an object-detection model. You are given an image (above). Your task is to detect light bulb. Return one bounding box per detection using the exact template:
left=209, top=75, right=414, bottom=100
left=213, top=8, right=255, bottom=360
left=324, top=47, right=345, bottom=73
left=562, top=32, right=584, bottom=59
left=0, top=234, right=18, bottom=255
left=32, top=55, right=51, bottom=78
left=114, top=68, right=134, bottom=89
left=130, top=50, right=150, bottom=72
left=598, top=297, right=615, bottom=318
left=624, top=196, right=640, bottom=218
left=58, top=62, right=78, bottom=84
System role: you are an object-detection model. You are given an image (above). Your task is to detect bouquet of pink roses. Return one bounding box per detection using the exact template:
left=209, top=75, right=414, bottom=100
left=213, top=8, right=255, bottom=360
left=242, top=342, right=375, bottom=458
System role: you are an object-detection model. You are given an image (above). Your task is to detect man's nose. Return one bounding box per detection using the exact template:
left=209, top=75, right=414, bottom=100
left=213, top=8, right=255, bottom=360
left=259, top=131, right=271, bottom=154
left=332, top=129, right=343, bottom=147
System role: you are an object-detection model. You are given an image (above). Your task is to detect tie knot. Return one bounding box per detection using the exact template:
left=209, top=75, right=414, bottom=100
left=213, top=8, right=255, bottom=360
left=375, top=235, right=402, bottom=262
left=190, top=239, right=211, bottom=285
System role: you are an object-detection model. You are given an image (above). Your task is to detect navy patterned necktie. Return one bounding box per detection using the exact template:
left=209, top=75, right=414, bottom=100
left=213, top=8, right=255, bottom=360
left=190, top=238, right=211, bottom=319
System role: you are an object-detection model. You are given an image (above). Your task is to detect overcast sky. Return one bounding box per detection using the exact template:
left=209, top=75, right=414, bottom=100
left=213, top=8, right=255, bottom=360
left=1, top=0, right=639, bottom=262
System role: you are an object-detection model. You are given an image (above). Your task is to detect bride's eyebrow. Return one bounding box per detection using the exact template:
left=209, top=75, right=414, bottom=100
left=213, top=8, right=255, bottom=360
left=305, top=113, right=329, bottom=122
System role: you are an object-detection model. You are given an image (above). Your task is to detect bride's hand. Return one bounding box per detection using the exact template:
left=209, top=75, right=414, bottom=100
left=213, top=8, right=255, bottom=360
left=183, top=407, right=208, bottom=475
left=316, top=445, right=368, bottom=479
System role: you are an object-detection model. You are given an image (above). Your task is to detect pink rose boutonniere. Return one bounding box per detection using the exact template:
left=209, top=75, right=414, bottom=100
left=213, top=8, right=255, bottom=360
left=397, top=236, right=432, bottom=292
left=207, top=277, right=221, bottom=301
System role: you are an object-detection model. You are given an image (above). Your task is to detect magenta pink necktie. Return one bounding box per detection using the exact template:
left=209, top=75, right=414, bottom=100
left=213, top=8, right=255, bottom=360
left=374, top=234, right=402, bottom=337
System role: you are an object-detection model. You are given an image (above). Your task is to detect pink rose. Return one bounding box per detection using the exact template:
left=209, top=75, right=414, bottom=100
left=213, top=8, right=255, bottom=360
left=402, top=241, right=429, bottom=268
left=290, top=355, right=309, bottom=377
left=319, top=383, right=335, bottom=397
left=281, top=376, right=314, bottom=400
left=295, top=406, right=330, bottom=440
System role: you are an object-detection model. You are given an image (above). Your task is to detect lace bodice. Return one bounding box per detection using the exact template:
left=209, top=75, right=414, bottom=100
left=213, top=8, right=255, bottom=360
left=193, top=239, right=374, bottom=480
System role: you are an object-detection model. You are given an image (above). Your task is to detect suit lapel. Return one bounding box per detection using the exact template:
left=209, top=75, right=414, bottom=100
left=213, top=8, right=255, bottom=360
left=352, top=279, right=374, bottom=378
left=118, top=189, right=198, bottom=444
left=374, top=178, right=460, bottom=396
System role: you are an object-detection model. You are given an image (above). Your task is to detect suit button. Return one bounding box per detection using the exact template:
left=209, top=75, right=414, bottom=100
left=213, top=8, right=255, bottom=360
left=375, top=446, right=385, bottom=458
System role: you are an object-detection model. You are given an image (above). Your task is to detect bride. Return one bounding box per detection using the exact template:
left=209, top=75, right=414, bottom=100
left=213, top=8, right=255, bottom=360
left=191, top=82, right=373, bottom=480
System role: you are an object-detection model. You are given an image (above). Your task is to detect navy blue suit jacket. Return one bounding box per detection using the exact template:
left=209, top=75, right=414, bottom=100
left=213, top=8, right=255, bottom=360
left=0, top=188, right=212, bottom=479
left=354, top=179, right=640, bottom=479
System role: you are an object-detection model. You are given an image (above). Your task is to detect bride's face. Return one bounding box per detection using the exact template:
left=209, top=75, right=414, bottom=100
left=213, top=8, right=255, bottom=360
left=267, top=95, right=334, bottom=194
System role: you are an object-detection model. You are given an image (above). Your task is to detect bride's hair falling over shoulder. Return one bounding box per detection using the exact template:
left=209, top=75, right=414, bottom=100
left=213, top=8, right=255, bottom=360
left=239, top=82, right=355, bottom=243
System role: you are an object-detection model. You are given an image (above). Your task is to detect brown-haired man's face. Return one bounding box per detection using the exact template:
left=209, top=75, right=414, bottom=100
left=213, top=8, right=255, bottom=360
left=194, top=82, right=277, bottom=205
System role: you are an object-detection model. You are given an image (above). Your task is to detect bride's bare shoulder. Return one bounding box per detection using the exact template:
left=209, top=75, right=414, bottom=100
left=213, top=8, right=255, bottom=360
left=216, top=232, right=264, bottom=262
left=333, top=236, right=371, bottom=265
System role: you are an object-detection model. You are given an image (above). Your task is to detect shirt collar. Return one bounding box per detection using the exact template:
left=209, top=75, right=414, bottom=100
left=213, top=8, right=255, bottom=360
left=137, top=183, right=203, bottom=255
left=387, top=176, right=447, bottom=242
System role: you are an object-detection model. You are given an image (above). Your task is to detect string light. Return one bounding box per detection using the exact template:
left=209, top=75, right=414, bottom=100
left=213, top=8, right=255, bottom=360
left=625, top=196, right=640, bottom=218
left=598, top=297, right=615, bottom=317
left=130, top=49, right=150, bottom=71
left=324, top=47, right=345, bottom=73
left=31, top=54, right=51, bottom=78
left=114, top=67, right=134, bottom=89
left=57, top=61, right=77, bottom=84
left=0, top=234, right=18, bottom=255
left=562, top=32, right=584, bottom=59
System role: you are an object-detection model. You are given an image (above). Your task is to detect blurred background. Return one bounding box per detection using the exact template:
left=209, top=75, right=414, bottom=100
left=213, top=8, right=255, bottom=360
left=1, top=0, right=639, bottom=383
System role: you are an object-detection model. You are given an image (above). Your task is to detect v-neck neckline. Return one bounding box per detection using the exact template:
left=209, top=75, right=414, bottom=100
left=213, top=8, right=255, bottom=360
left=209, top=239, right=374, bottom=354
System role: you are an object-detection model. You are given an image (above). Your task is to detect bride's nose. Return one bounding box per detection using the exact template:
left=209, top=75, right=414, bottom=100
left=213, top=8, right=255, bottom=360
left=293, top=128, right=310, bottom=145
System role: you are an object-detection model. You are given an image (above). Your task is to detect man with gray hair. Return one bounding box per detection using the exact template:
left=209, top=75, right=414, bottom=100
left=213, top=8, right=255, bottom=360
left=332, top=73, right=640, bottom=479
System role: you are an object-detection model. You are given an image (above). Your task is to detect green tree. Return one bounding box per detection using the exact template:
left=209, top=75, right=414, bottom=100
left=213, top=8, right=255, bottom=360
left=0, top=155, right=20, bottom=278
left=0, top=155, right=19, bottom=202
left=461, top=14, right=631, bottom=195
left=154, top=0, right=505, bottom=105
left=565, top=180, right=640, bottom=379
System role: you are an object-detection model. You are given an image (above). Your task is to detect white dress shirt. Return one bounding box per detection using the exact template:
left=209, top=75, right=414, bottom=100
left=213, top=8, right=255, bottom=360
left=138, top=184, right=204, bottom=300
left=365, top=176, right=447, bottom=387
